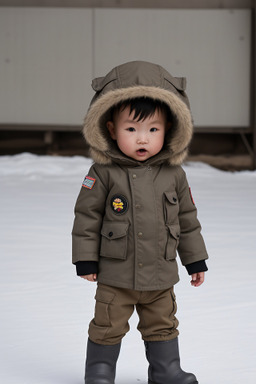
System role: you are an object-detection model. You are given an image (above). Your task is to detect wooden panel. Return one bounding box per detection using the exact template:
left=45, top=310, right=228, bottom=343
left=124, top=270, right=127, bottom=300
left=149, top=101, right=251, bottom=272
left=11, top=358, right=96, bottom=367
left=0, top=7, right=93, bottom=124
left=94, top=9, right=251, bottom=127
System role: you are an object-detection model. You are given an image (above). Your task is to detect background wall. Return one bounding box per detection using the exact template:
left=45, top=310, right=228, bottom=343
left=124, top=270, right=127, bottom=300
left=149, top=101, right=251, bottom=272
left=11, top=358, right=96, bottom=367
left=0, top=7, right=251, bottom=127
left=94, top=9, right=250, bottom=128
left=0, top=2, right=254, bottom=169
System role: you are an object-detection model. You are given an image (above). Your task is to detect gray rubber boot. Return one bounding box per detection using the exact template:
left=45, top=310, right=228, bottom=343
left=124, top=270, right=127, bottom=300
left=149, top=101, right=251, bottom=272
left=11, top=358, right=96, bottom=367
left=145, top=338, right=198, bottom=384
left=84, top=339, right=121, bottom=384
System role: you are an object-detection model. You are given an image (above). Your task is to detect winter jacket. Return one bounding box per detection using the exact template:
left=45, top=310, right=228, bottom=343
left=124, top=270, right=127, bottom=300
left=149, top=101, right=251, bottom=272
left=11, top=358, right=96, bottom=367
left=72, top=61, right=208, bottom=291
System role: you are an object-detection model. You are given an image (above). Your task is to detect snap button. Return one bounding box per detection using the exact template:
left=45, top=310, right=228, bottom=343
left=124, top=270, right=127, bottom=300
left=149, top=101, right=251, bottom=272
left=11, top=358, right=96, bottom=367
left=108, top=231, right=113, bottom=237
left=138, top=232, right=143, bottom=238
left=138, top=263, right=143, bottom=268
left=132, top=174, right=137, bottom=179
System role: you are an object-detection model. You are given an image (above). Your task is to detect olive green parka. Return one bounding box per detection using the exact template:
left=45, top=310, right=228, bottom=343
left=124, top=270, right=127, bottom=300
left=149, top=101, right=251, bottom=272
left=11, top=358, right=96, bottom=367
left=72, top=61, right=208, bottom=291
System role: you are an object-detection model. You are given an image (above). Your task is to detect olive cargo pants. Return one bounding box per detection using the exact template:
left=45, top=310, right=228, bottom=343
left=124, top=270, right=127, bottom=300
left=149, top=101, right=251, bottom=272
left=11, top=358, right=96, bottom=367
left=89, top=283, right=179, bottom=345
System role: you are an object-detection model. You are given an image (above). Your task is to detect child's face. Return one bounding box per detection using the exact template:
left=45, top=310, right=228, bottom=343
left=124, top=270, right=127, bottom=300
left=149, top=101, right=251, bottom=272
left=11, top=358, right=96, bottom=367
left=107, top=106, right=168, bottom=162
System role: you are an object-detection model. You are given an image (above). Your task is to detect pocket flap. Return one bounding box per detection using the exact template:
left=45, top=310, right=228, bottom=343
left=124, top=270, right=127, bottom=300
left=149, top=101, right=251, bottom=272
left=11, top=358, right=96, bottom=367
left=101, top=221, right=129, bottom=240
left=95, top=289, right=115, bottom=304
left=164, top=191, right=178, bottom=205
left=167, top=224, right=180, bottom=240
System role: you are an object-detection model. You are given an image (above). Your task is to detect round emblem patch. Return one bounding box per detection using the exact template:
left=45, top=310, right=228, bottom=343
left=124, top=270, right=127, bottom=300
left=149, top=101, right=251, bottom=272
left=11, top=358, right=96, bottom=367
left=110, top=194, right=128, bottom=215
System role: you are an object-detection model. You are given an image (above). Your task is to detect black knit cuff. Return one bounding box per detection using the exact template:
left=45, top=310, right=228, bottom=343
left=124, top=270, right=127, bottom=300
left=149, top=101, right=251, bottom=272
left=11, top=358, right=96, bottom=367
left=185, top=260, right=208, bottom=275
left=75, top=261, right=99, bottom=276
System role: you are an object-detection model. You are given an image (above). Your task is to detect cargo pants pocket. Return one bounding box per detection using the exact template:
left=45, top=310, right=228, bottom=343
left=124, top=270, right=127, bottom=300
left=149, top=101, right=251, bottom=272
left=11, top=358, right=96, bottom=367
left=170, top=288, right=178, bottom=317
left=93, top=288, right=115, bottom=327
left=169, top=287, right=179, bottom=331
left=88, top=286, right=116, bottom=343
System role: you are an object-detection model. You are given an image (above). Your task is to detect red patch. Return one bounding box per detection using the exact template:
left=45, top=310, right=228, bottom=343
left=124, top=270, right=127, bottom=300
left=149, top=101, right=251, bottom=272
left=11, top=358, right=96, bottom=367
left=82, top=176, right=96, bottom=189
left=189, top=187, right=195, bottom=205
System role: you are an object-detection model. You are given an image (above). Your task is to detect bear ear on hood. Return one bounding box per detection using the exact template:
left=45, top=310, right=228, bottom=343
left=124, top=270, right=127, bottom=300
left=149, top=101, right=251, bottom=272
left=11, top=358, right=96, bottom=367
left=165, top=76, right=187, bottom=91
left=162, top=73, right=189, bottom=109
left=91, top=77, right=105, bottom=91
left=92, top=72, right=117, bottom=92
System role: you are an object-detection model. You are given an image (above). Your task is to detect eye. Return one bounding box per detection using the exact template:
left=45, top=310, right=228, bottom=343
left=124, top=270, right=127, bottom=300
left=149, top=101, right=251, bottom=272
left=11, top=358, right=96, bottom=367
left=150, top=128, right=158, bottom=132
left=126, top=127, right=136, bottom=132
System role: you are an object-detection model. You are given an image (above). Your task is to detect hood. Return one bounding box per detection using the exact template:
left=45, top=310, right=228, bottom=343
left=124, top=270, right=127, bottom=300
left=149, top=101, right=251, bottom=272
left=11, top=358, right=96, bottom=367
left=83, top=61, right=193, bottom=166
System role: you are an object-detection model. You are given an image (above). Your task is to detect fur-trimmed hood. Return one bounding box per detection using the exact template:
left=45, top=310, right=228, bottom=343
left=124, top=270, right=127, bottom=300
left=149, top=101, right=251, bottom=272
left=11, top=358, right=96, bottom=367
left=83, top=61, right=193, bottom=166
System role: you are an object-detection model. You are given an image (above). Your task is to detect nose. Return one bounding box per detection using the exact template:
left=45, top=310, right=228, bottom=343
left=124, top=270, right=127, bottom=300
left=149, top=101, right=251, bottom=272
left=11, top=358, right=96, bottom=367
left=137, top=133, right=149, bottom=144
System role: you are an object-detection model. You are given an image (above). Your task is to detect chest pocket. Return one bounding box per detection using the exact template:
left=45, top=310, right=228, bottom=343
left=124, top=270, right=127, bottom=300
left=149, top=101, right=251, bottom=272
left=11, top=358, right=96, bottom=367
left=100, top=221, right=129, bottom=260
left=164, top=191, right=179, bottom=224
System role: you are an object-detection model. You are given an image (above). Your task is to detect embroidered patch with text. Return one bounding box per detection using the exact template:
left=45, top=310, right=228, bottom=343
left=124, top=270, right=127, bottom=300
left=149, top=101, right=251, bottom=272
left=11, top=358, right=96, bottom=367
left=189, top=187, right=195, bottom=205
left=111, top=194, right=128, bottom=214
left=82, top=176, right=96, bottom=189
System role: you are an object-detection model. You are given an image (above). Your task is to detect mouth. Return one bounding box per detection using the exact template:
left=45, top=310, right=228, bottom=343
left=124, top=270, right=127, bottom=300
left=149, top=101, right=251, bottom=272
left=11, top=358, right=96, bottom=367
left=136, top=148, right=148, bottom=157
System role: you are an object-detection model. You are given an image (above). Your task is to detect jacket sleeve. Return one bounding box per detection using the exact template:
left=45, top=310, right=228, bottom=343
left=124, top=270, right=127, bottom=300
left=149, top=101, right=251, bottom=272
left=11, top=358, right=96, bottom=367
left=75, top=260, right=99, bottom=276
left=72, top=164, right=108, bottom=264
left=176, top=168, right=209, bottom=267
left=185, top=260, right=208, bottom=275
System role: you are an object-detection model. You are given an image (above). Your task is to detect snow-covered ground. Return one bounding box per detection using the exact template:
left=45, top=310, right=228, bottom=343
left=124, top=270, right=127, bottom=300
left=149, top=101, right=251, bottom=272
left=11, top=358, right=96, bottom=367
left=0, top=153, right=256, bottom=384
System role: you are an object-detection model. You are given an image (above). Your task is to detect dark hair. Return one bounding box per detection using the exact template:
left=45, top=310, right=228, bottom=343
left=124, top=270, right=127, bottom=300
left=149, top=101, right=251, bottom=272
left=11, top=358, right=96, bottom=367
left=110, top=97, right=173, bottom=123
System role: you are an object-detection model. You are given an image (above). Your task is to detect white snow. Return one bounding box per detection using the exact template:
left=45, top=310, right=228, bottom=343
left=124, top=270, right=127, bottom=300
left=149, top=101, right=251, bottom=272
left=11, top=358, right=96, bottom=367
left=0, top=153, right=256, bottom=384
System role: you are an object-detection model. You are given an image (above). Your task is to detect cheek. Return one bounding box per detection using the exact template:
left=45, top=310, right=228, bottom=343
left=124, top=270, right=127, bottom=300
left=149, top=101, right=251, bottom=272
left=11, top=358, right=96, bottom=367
left=119, top=141, right=131, bottom=154
left=154, top=134, right=165, bottom=151
left=116, top=134, right=133, bottom=154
